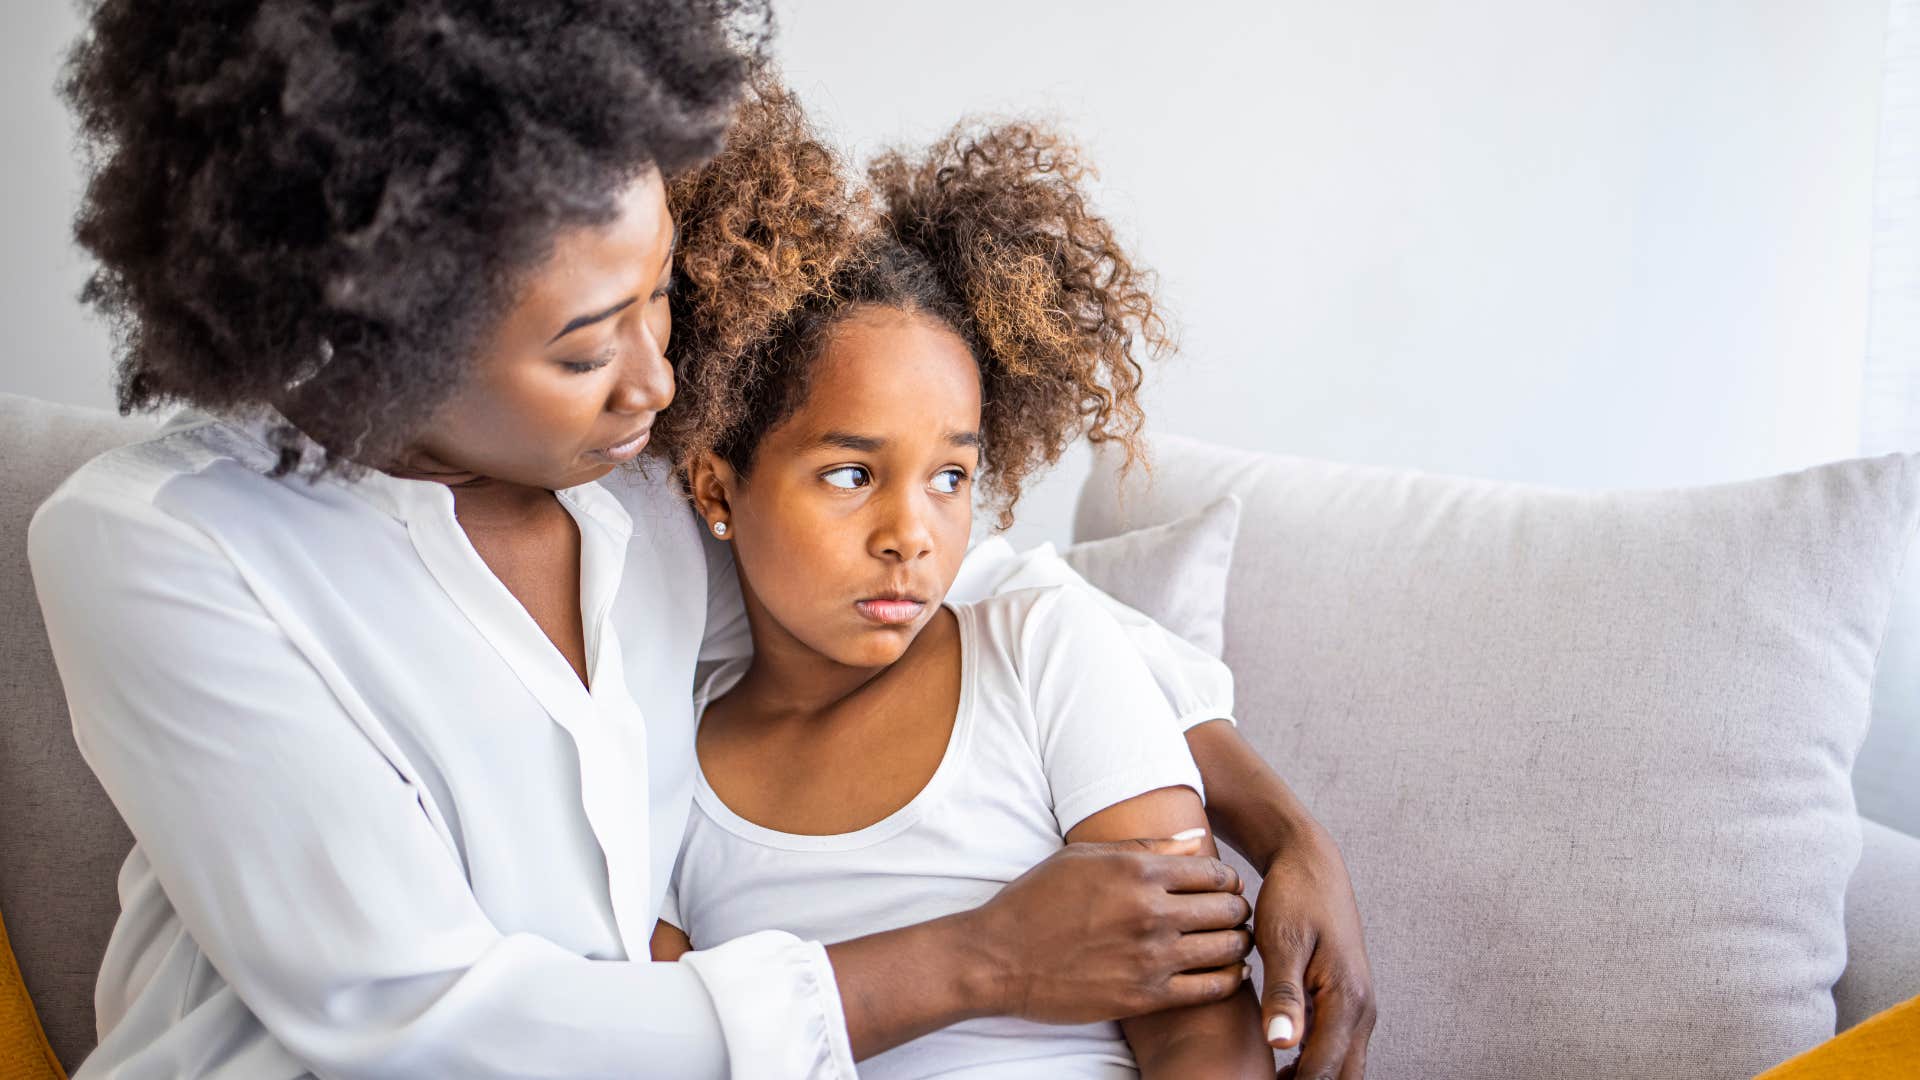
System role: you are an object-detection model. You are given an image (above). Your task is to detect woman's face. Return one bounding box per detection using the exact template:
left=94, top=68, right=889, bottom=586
left=706, top=306, right=982, bottom=671
left=406, top=170, right=677, bottom=490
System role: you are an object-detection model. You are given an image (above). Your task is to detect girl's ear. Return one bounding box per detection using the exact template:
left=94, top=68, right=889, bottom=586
left=688, top=453, right=739, bottom=539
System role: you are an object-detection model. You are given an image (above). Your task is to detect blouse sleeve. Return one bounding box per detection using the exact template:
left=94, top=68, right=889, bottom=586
left=1012, top=588, right=1207, bottom=834
left=951, top=538, right=1236, bottom=731
left=29, top=488, right=853, bottom=1080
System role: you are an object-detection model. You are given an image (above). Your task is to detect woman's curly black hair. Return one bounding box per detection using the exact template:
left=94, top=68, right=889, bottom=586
left=663, top=79, right=1170, bottom=529
left=64, top=0, right=767, bottom=474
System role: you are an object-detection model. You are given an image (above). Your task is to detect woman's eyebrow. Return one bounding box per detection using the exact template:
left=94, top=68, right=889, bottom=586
left=547, top=297, right=638, bottom=345
left=948, top=430, right=982, bottom=448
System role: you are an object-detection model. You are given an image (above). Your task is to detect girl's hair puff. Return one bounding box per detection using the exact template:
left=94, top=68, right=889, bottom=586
left=664, top=79, right=1170, bottom=528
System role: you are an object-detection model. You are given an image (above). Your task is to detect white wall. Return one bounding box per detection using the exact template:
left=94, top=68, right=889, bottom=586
left=0, top=2, right=113, bottom=412
left=772, top=0, right=1884, bottom=547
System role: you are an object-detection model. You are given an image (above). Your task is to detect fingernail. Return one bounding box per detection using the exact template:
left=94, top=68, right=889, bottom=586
left=1169, top=827, right=1207, bottom=841
left=1267, top=1014, right=1294, bottom=1046
left=1239, top=963, right=1251, bottom=983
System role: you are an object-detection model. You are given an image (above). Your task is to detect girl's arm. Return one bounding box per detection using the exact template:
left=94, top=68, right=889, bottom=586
left=651, top=921, right=693, bottom=962
left=1067, top=787, right=1271, bottom=1080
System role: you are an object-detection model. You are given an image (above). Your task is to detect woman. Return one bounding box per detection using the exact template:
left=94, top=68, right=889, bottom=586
left=33, top=2, right=1373, bottom=1077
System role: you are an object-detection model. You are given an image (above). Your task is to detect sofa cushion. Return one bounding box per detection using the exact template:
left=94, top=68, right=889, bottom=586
left=1074, top=435, right=1920, bottom=1080
left=1060, top=494, right=1241, bottom=658
left=1, top=394, right=157, bottom=1071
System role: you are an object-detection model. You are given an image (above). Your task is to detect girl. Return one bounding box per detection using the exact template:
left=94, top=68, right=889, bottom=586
left=649, top=83, right=1273, bottom=1077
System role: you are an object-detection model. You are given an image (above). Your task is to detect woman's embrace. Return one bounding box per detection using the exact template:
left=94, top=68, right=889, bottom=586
left=32, top=1, right=1374, bottom=1077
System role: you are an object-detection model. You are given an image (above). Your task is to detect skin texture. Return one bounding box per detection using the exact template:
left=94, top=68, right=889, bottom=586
left=683, top=307, right=1266, bottom=1071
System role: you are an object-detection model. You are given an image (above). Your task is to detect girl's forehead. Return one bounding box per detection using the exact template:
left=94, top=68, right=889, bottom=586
left=803, top=310, right=983, bottom=426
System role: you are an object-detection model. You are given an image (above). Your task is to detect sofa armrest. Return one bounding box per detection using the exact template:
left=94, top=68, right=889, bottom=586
left=1835, top=818, right=1920, bottom=1031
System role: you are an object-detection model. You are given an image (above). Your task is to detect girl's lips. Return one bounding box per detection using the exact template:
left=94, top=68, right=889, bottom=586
left=589, top=428, right=651, bottom=464
left=854, top=598, right=926, bottom=625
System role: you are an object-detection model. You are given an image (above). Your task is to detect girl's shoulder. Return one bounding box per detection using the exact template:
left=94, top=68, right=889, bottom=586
left=950, top=584, right=1130, bottom=692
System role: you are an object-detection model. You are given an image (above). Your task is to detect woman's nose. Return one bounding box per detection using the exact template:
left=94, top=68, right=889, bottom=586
left=607, top=321, right=675, bottom=416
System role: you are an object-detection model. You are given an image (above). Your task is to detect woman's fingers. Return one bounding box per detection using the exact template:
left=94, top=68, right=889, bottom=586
left=1162, top=888, right=1254, bottom=933
left=1171, top=927, right=1255, bottom=972
left=1148, top=851, right=1243, bottom=895
left=1292, top=980, right=1376, bottom=1080
left=1160, top=964, right=1248, bottom=1010
left=1259, top=927, right=1311, bottom=1049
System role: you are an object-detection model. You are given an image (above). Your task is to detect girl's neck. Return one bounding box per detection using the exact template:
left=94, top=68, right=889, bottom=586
left=727, top=603, right=954, bottom=725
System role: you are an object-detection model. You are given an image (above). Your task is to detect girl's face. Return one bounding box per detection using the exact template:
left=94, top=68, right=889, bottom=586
left=701, top=306, right=982, bottom=671
left=403, top=170, right=677, bottom=490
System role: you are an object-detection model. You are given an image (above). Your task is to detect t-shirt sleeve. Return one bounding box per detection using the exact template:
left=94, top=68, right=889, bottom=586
left=1012, top=588, right=1207, bottom=836
left=956, top=539, right=1235, bottom=732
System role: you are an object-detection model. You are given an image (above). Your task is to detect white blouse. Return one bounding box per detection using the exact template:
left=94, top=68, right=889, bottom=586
left=27, top=411, right=1234, bottom=1080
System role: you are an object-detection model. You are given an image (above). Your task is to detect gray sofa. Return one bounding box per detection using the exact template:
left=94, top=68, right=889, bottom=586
left=4, top=392, right=1917, bottom=1076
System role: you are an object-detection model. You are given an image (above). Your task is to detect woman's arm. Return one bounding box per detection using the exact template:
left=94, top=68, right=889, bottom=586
left=1186, top=719, right=1377, bottom=1076
left=1068, top=787, right=1271, bottom=1079
left=943, top=539, right=1375, bottom=1072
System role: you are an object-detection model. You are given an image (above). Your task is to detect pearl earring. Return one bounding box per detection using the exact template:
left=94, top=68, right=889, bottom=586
left=711, top=521, right=729, bottom=538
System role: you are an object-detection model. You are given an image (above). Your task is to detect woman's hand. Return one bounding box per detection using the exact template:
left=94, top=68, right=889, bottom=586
left=1182, top=719, right=1376, bottom=1080
left=828, top=831, right=1253, bottom=1060
left=965, top=832, right=1256, bottom=1024
left=1253, top=829, right=1375, bottom=1080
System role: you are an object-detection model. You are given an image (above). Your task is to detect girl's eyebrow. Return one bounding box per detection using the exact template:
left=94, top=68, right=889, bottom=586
left=805, top=429, right=981, bottom=453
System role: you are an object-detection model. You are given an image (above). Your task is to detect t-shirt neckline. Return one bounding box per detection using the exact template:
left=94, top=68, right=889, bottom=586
left=690, top=602, right=978, bottom=853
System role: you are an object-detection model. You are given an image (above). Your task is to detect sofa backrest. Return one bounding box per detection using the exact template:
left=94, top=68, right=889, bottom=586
left=1, top=394, right=158, bottom=1071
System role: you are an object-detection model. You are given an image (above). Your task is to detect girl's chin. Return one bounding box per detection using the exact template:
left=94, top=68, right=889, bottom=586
left=824, top=629, right=918, bottom=670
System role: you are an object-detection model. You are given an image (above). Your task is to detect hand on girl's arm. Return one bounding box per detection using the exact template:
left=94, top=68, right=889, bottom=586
left=823, top=829, right=1251, bottom=1061
left=1185, top=718, right=1377, bottom=1080
left=1068, top=785, right=1274, bottom=1080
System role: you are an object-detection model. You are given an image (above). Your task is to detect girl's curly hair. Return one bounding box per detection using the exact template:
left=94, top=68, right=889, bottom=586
left=662, top=79, right=1169, bottom=528
left=65, top=0, right=767, bottom=474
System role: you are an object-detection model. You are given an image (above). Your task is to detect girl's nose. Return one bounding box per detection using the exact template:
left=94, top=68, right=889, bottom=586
left=873, top=492, right=935, bottom=563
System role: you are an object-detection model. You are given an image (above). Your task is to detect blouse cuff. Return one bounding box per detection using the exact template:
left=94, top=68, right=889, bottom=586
left=678, top=930, right=857, bottom=1080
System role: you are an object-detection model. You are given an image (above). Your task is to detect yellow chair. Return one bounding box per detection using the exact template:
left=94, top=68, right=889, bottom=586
left=1757, top=996, right=1920, bottom=1080
left=1, top=905, right=64, bottom=1080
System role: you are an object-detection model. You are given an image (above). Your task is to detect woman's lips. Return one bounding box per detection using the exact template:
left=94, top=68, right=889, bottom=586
left=854, top=598, right=926, bottom=625
left=589, top=428, right=651, bottom=464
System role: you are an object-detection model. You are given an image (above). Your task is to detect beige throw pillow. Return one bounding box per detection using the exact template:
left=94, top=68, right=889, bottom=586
left=1075, top=436, right=1920, bottom=1080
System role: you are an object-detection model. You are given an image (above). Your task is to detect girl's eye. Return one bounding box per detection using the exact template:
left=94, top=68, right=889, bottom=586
left=931, top=468, right=967, bottom=495
left=651, top=276, right=675, bottom=302
left=822, top=465, right=871, bottom=490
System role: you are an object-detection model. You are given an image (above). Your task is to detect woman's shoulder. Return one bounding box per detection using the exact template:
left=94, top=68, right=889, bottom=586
left=33, top=414, right=263, bottom=544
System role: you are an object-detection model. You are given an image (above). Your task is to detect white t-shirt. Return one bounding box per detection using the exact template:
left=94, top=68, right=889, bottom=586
left=668, top=587, right=1206, bottom=1080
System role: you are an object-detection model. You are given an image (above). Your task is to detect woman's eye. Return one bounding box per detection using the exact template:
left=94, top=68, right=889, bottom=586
left=822, top=466, right=870, bottom=490
left=931, top=468, right=967, bottom=494
left=558, top=349, right=615, bottom=375
left=651, top=276, right=675, bottom=302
